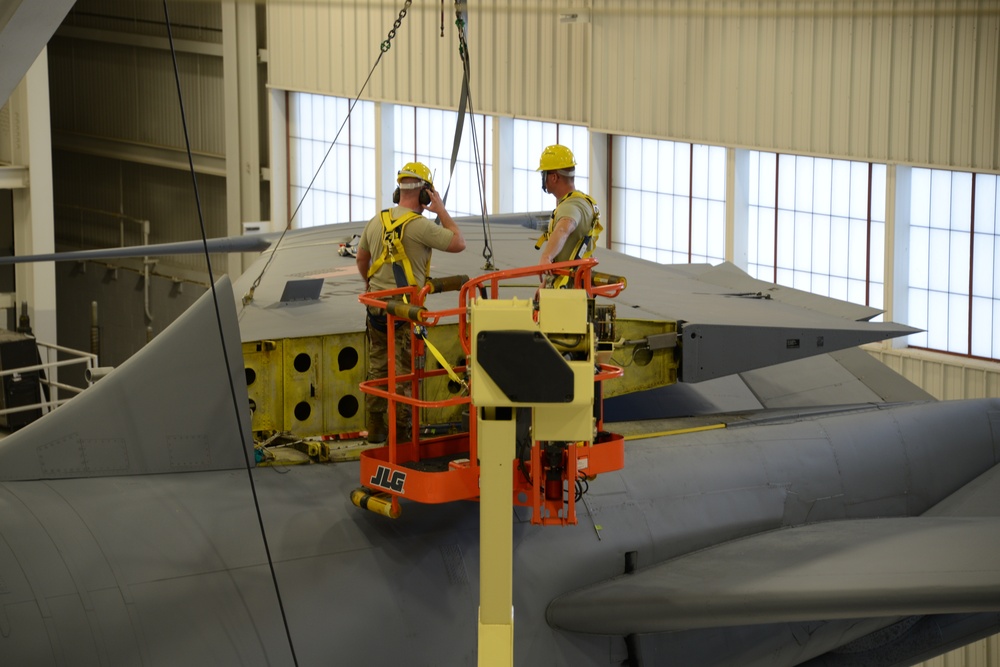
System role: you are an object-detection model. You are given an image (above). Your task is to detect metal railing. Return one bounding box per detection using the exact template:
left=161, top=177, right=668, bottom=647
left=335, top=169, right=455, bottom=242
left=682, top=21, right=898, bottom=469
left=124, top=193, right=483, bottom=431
left=0, top=340, right=99, bottom=419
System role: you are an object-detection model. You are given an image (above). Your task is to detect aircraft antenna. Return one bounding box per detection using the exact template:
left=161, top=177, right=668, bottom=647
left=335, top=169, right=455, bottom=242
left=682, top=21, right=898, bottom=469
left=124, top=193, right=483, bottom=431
left=241, top=0, right=415, bottom=307
left=161, top=3, right=300, bottom=664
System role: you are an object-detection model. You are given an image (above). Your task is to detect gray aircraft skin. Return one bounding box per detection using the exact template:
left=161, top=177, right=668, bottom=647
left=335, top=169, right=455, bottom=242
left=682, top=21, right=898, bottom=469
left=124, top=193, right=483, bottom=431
left=1, top=218, right=999, bottom=667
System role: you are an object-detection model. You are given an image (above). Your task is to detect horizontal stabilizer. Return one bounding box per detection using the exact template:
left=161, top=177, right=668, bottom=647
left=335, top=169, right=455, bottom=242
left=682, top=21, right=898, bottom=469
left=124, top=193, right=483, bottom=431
left=0, top=236, right=275, bottom=265
left=547, top=515, right=1000, bottom=634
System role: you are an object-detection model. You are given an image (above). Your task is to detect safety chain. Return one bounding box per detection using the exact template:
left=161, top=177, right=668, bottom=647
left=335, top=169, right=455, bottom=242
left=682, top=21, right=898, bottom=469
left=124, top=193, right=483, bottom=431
left=381, top=0, right=412, bottom=52
left=455, top=17, right=466, bottom=58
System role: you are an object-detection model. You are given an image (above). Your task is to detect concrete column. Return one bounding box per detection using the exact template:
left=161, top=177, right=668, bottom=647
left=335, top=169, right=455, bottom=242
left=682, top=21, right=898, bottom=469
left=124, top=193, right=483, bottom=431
left=727, top=148, right=749, bottom=269
left=377, top=102, right=396, bottom=209
left=494, top=116, right=513, bottom=214
left=268, top=88, right=288, bottom=231
left=222, top=1, right=262, bottom=277
left=9, top=49, right=56, bottom=344
left=588, top=131, right=610, bottom=248
left=887, top=164, right=911, bottom=348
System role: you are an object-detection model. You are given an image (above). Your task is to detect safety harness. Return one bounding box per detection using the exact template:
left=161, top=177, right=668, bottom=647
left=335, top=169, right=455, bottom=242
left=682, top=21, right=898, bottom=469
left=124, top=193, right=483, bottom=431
left=535, top=191, right=604, bottom=287
left=367, top=210, right=425, bottom=290
left=365, top=208, right=467, bottom=390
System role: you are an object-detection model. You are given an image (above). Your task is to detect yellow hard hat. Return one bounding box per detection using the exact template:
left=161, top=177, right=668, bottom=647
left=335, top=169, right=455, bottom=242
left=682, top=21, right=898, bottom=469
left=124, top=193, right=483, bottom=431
left=536, top=145, right=576, bottom=172
left=397, top=161, right=433, bottom=186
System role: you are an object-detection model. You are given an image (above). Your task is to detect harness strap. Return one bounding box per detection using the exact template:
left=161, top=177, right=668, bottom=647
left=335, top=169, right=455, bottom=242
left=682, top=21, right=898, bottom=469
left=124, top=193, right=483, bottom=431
left=367, top=210, right=422, bottom=289
left=536, top=191, right=603, bottom=287
left=414, top=326, right=467, bottom=389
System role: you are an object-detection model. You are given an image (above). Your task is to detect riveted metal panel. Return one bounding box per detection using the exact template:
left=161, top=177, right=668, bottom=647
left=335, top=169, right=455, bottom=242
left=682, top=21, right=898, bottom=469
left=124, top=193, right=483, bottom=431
left=419, top=322, right=468, bottom=429
left=603, top=319, right=679, bottom=397
left=322, top=332, right=366, bottom=435
left=243, top=340, right=284, bottom=433
left=282, top=336, right=325, bottom=436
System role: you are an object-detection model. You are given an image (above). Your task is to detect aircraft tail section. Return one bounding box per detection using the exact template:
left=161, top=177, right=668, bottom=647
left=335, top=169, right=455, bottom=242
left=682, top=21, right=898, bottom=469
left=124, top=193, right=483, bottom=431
left=0, top=277, right=251, bottom=481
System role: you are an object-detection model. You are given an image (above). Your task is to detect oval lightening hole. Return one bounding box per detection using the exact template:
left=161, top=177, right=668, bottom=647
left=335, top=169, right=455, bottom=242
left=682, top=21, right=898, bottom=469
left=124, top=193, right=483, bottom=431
left=338, top=346, right=359, bottom=371
left=294, top=353, right=311, bottom=373
left=294, top=401, right=311, bottom=421
left=338, top=395, right=359, bottom=418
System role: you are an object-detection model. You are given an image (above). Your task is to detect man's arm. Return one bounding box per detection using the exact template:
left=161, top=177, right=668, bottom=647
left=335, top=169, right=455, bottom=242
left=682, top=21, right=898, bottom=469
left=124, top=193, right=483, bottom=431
left=356, top=248, right=372, bottom=290
left=539, top=216, right=578, bottom=264
left=424, top=189, right=466, bottom=253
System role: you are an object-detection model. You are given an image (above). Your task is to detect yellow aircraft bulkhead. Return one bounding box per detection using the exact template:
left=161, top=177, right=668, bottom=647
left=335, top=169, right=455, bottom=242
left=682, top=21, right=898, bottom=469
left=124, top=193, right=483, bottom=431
left=243, top=340, right=283, bottom=433
left=242, top=332, right=366, bottom=438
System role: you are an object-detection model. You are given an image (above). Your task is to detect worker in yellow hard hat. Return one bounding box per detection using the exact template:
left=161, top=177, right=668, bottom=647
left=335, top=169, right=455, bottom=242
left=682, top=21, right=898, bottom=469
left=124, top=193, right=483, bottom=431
left=356, top=161, right=466, bottom=444
left=535, top=145, right=602, bottom=285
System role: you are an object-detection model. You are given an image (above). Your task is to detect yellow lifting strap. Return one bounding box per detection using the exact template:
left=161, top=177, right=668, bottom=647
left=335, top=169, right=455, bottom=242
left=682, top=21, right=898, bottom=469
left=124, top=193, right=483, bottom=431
left=415, top=327, right=468, bottom=390
left=535, top=191, right=603, bottom=288
left=367, top=210, right=424, bottom=288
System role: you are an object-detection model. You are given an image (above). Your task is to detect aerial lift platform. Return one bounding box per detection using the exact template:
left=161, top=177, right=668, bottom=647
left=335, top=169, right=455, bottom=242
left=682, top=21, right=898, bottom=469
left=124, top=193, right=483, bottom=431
left=352, top=258, right=625, bottom=666
left=351, top=258, right=626, bottom=524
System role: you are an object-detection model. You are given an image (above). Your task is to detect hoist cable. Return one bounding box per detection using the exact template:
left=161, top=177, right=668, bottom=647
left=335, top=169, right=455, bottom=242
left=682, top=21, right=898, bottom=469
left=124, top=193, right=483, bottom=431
left=161, top=2, right=299, bottom=664
left=453, top=4, right=496, bottom=269
left=241, top=0, right=413, bottom=309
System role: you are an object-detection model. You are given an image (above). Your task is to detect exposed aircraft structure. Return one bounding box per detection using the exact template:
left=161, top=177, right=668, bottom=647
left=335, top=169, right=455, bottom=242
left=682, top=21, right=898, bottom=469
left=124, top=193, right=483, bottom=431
left=0, top=0, right=76, bottom=105
left=1, top=218, right=999, bottom=666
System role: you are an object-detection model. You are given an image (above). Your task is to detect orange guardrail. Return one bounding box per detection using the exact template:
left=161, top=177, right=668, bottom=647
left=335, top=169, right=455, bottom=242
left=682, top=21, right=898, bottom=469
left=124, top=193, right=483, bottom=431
left=355, top=259, right=627, bottom=522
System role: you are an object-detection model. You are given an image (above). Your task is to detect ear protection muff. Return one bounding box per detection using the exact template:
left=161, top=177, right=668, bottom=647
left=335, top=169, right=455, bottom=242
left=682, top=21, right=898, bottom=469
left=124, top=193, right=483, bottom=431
left=394, top=182, right=432, bottom=206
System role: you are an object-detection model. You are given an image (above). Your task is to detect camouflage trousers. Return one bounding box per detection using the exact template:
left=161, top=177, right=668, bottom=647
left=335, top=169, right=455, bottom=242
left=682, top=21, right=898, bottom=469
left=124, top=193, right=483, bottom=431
left=365, top=308, right=413, bottom=441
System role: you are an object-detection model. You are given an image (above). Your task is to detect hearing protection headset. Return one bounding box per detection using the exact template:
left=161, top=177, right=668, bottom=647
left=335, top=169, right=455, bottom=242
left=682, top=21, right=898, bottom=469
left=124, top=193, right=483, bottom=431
left=392, top=183, right=432, bottom=206
left=393, top=161, right=434, bottom=207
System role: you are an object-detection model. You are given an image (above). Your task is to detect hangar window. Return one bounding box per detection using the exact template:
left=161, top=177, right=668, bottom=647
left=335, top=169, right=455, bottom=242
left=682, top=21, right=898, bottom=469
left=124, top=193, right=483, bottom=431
left=394, top=105, right=493, bottom=218
left=908, top=169, right=1000, bottom=360
left=288, top=93, right=376, bottom=227
left=748, top=153, right=885, bottom=315
left=511, top=120, right=590, bottom=214
left=610, top=137, right=726, bottom=265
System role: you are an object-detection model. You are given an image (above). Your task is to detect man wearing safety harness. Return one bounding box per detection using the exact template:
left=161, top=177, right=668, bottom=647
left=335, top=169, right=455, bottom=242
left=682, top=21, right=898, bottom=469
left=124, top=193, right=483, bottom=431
left=356, top=162, right=466, bottom=444
left=535, top=145, right=602, bottom=287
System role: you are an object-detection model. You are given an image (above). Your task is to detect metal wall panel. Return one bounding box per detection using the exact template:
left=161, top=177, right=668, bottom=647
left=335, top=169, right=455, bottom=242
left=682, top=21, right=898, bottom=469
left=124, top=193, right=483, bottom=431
left=471, top=0, right=591, bottom=124
left=49, top=37, right=225, bottom=157
left=268, top=0, right=591, bottom=124
left=867, top=346, right=1000, bottom=401
left=52, top=150, right=227, bottom=275
left=592, top=2, right=999, bottom=172
left=268, top=2, right=999, bottom=173
left=67, top=0, right=223, bottom=39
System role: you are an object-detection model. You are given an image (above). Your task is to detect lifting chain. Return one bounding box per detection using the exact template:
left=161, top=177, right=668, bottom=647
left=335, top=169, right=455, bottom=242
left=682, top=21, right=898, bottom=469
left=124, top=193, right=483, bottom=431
left=381, top=0, right=412, bottom=53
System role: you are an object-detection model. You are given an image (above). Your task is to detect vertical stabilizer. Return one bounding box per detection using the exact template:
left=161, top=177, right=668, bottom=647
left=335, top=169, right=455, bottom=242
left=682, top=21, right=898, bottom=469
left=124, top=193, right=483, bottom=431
left=0, top=277, right=251, bottom=480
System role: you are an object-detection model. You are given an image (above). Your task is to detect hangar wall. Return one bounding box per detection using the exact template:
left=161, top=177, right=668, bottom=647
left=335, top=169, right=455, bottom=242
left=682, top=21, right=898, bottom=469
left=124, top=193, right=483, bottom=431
left=268, top=0, right=1000, bottom=174
left=870, top=344, right=1000, bottom=400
